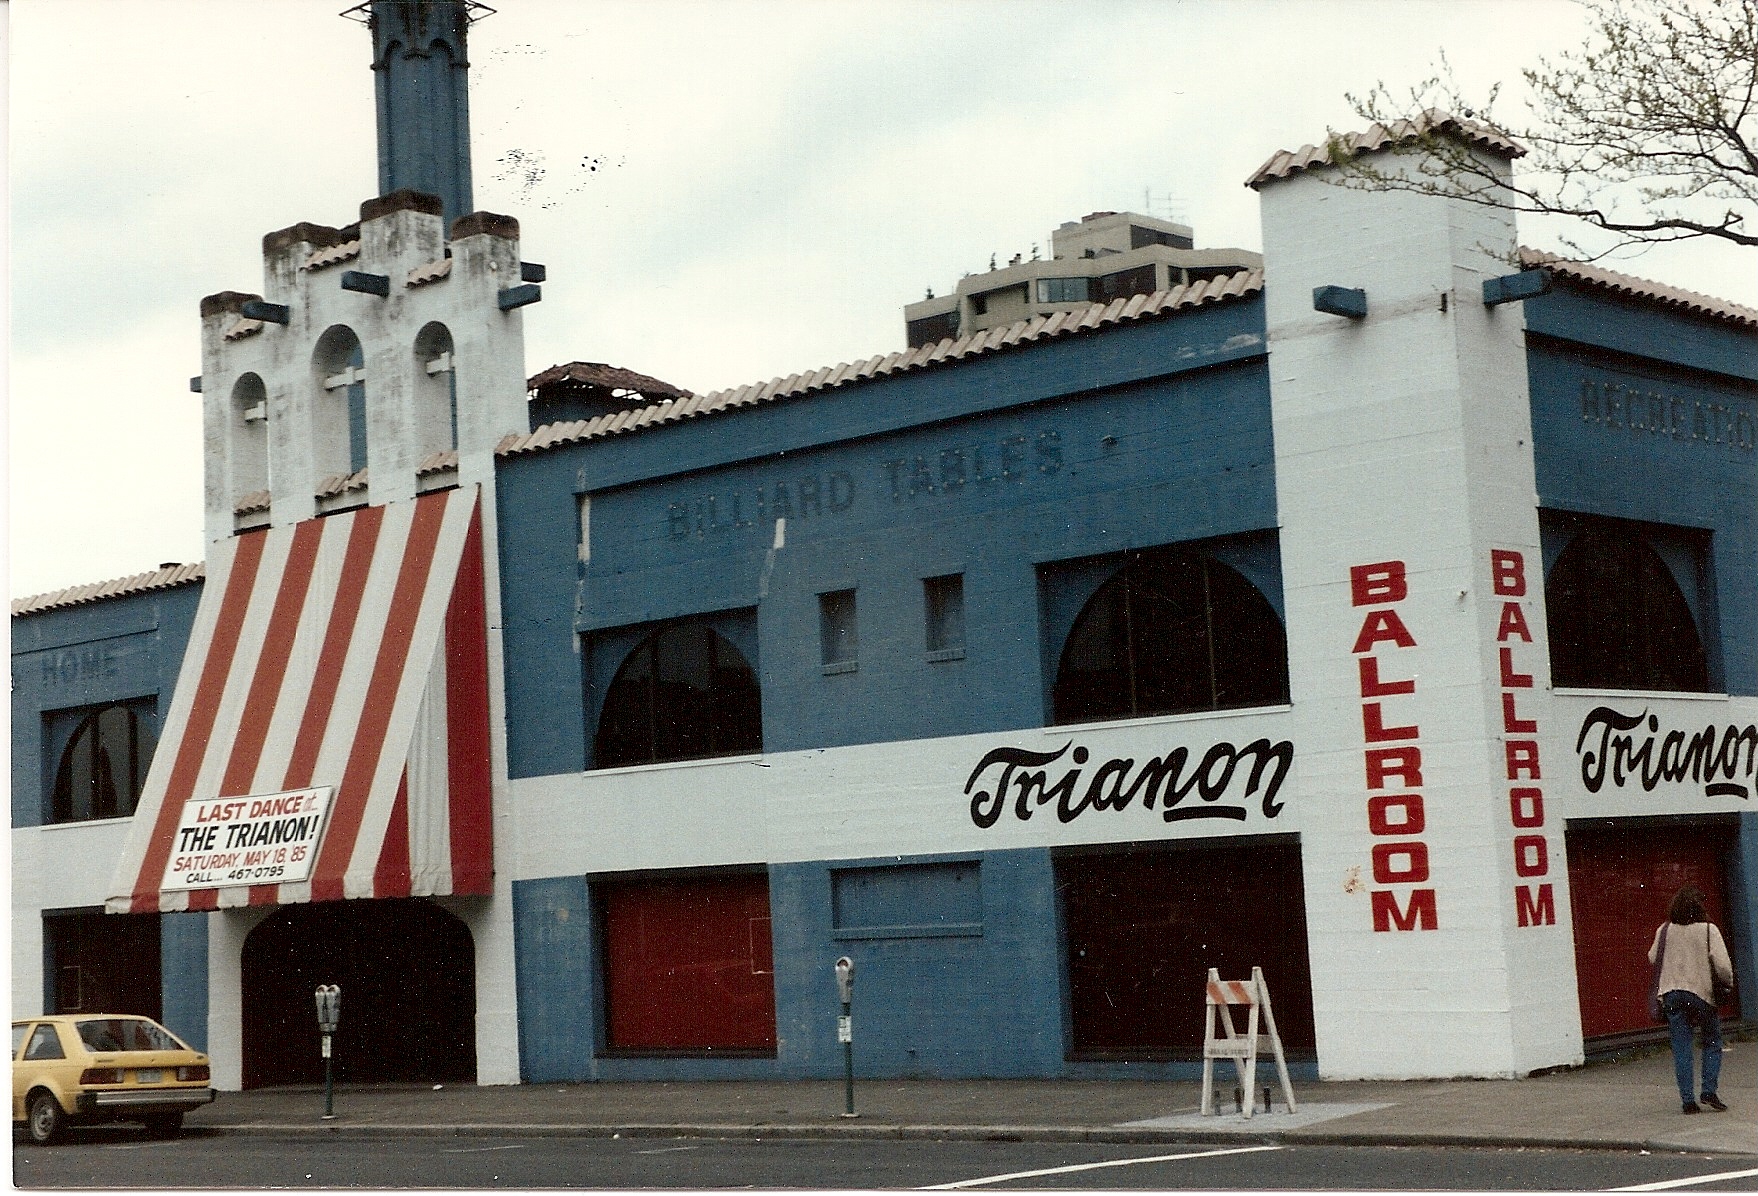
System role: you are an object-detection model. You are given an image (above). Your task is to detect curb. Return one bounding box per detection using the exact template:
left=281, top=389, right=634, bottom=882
left=183, top=1120, right=1758, bottom=1156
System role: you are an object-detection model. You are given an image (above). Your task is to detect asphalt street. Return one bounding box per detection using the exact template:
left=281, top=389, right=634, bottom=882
left=13, top=1132, right=1758, bottom=1191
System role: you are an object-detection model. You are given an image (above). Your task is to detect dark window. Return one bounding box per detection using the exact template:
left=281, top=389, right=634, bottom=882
left=1058, top=841, right=1315, bottom=1058
left=924, top=574, right=965, bottom=659
left=1546, top=523, right=1711, bottom=692
left=1035, top=277, right=1091, bottom=304
left=906, top=310, right=960, bottom=349
left=1052, top=548, right=1289, bottom=724
left=1095, top=264, right=1157, bottom=303
left=51, top=703, right=157, bottom=824
left=1183, top=265, right=1239, bottom=286
left=1129, top=224, right=1194, bottom=250
left=23, top=1024, right=66, bottom=1061
left=75, top=1018, right=182, bottom=1053
left=593, top=624, right=762, bottom=769
left=44, top=910, right=162, bottom=1018
left=819, top=590, right=858, bottom=672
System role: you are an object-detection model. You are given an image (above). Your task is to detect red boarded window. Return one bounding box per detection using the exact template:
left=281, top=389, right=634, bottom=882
left=1566, top=818, right=1735, bottom=1040
left=599, top=872, right=776, bottom=1053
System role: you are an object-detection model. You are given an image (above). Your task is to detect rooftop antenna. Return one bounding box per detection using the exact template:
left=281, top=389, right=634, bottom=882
left=342, top=1, right=496, bottom=231
left=1143, top=188, right=1188, bottom=224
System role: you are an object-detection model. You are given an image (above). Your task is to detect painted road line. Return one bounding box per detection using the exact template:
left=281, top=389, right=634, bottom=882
left=921, top=1144, right=1284, bottom=1189
left=1609, top=1167, right=1758, bottom=1191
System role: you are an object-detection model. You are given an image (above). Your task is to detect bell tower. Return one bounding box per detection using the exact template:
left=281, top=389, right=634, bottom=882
left=174, top=0, right=529, bottom=1089
left=195, top=0, right=537, bottom=541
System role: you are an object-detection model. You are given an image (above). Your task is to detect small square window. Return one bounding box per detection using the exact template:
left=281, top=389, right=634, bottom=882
left=925, top=573, right=965, bottom=661
left=819, top=589, right=858, bottom=673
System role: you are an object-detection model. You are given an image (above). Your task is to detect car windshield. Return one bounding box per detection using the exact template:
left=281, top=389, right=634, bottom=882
left=74, top=1018, right=183, bottom=1053
left=12, top=1023, right=30, bottom=1057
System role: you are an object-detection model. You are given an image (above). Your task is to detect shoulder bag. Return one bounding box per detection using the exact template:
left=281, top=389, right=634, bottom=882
left=1710, top=923, right=1738, bottom=1009
left=1648, top=923, right=1670, bottom=1023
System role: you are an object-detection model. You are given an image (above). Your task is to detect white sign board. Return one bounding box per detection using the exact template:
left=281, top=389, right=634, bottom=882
left=161, top=787, right=333, bottom=893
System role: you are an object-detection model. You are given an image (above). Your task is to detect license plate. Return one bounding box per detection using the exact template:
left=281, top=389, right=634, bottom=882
left=134, top=1069, right=162, bottom=1084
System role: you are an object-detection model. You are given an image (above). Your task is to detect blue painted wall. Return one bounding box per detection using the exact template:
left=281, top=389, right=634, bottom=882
left=512, top=876, right=598, bottom=1082
left=514, top=850, right=1068, bottom=1081
left=771, top=849, right=1066, bottom=1079
left=511, top=849, right=1320, bottom=1082
left=1728, top=814, right=1758, bottom=1024
left=1525, top=289, right=1758, bottom=385
left=497, top=299, right=1277, bottom=777
left=1525, top=294, right=1758, bottom=695
left=10, top=581, right=202, bottom=828
left=160, top=912, right=209, bottom=1051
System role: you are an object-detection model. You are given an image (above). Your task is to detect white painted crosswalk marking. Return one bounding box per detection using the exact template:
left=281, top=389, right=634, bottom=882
left=920, top=1143, right=1284, bottom=1189
left=1608, top=1167, right=1758, bottom=1191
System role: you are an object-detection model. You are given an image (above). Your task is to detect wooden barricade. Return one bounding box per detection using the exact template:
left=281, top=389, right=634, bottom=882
left=1199, top=965, right=1298, bottom=1119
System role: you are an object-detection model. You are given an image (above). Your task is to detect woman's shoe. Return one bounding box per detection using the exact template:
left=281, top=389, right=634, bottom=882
left=1682, top=1101, right=1701, bottom=1114
left=1701, top=1093, right=1728, bottom=1112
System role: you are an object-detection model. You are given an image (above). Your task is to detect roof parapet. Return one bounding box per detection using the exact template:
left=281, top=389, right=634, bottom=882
left=1247, top=109, right=1526, bottom=190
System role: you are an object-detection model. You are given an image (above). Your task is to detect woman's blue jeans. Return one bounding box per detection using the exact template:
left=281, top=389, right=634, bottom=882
left=1662, top=990, right=1722, bottom=1104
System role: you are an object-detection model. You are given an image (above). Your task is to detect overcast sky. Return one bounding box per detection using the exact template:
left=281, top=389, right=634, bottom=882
left=9, top=0, right=1754, bottom=599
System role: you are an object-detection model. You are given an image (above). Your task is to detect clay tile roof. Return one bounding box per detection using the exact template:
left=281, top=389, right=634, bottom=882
left=223, top=317, right=265, bottom=342
left=13, top=562, right=206, bottom=618
left=526, top=361, right=693, bottom=402
left=417, top=450, right=459, bottom=475
left=303, top=240, right=363, bottom=271
left=234, top=490, right=271, bottom=515
left=1518, top=248, right=1758, bottom=329
left=408, top=258, right=453, bottom=287
left=315, top=468, right=369, bottom=499
left=498, top=268, right=1265, bottom=458
left=1247, top=109, right=1526, bottom=189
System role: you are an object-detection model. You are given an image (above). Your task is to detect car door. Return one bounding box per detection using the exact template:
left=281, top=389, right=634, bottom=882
left=17, top=1021, right=75, bottom=1116
left=11, top=1022, right=31, bottom=1120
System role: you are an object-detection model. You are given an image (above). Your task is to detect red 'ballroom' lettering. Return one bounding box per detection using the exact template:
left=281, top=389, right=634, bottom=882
left=1492, top=548, right=1555, bottom=927
left=1352, top=561, right=1437, bottom=932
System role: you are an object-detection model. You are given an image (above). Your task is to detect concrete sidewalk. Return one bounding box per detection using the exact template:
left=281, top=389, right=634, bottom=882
left=185, top=1040, right=1754, bottom=1157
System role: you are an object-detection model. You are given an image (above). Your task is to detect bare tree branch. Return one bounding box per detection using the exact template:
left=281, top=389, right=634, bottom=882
left=1326, top=0, right=1758, bottom=253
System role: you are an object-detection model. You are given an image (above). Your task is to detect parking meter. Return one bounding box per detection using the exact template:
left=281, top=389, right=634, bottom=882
left=833, top=957, right=855, bottom=1116
left=314, top=985, right=340, bottom=1118
left=834, top=956, right=855, bottom=1005
left=315, top=985, right=341, bottom=1034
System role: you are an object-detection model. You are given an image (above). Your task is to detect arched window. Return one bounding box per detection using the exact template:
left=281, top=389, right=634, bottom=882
left=313, top=325, right=368, bottom=482
left=1052, top=548, right=1289, bottom=725
left=52, top=704, right=157, bottom=823
left=413, top=322, right=457, bottom=457
left=231, top=372, right=269, bottom=499
left=594, top=624, right=762, bottom=769
left=1546, top=527, right=1709, bottom=692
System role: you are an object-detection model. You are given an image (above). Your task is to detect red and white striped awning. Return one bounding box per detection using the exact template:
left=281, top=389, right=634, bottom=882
left=106, top=487, right=493, bottom=913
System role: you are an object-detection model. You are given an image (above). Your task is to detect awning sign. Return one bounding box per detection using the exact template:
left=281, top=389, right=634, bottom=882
left=161, top=787, right=334, bottom=893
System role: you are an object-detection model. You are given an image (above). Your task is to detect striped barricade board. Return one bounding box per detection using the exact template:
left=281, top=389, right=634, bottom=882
left=1200, top=966, right=1298, bottom=1118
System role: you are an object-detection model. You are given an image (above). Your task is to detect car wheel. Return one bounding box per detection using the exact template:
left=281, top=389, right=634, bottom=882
left=141, top=1112, right=184, bottom=1139
left=27, top=1091, right=64, bottom=1145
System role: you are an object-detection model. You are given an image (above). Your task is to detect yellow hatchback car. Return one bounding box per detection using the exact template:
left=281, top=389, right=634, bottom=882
left=12, top=1015, right=216, bottom=1143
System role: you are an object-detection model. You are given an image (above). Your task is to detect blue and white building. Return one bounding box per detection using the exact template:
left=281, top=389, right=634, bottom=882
left=12, top=4, right=1755, bottom=1089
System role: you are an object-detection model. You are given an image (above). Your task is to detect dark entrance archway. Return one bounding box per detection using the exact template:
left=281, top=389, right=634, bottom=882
left=241, top=898, right=476, bottom=1089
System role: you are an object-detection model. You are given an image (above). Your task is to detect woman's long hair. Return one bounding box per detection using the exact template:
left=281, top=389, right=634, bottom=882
left=1668, top=885, right=1708, bottom=926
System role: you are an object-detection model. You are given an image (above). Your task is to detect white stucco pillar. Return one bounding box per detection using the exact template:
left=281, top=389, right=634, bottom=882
left=1257, top=135, right=1583, bottom=1078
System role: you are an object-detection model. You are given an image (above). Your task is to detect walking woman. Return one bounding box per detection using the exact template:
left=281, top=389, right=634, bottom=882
left=1648, top=885, right=1736, bottom=1114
